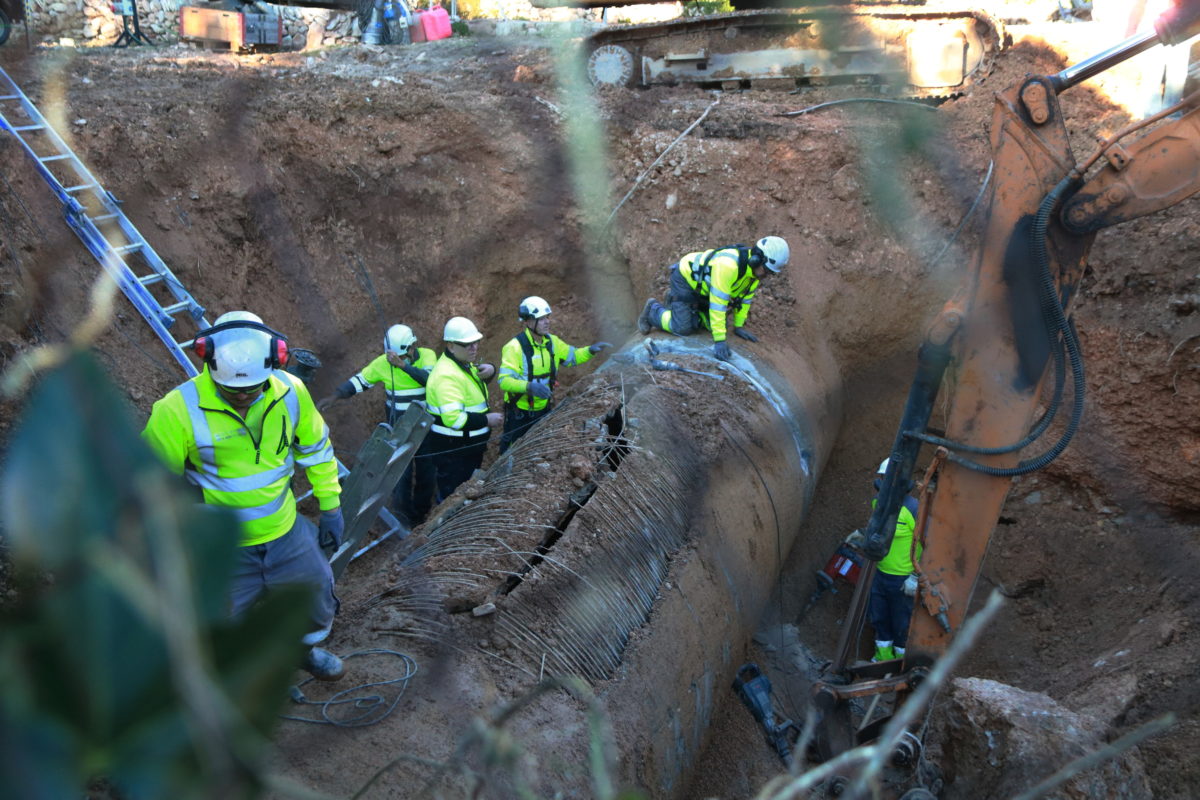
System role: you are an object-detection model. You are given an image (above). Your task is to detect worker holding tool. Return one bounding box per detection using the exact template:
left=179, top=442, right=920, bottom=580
left=142, top=311, right=346, bottom=682
left=424, top=316, right=502, bottom=501
left=868, top=458, right=922, bottom=663
left=317, top=323, right=437, bottom=527
left=497, top=296, right=611, bottom=453
left=637, top=236, right=789, bottom=361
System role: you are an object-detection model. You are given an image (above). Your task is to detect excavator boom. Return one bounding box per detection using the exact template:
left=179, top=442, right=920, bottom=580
left=813, top=0, right=1200, bottom=768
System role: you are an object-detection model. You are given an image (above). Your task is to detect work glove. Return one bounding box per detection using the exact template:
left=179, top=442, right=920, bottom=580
left=713, top=340, right=732, bottom=361
left=528, top=378, right=552, bottom=399
left=588, top=341, right=612, bottom=355
left=903, top=574, right=919, bottom=597
left=318, top=508, right=344, bottom=550
left=734, top=327, right=759, bottom=343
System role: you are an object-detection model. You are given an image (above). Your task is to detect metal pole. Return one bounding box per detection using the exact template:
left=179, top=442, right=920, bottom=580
left=1050, top=29, right=1160, bottom=93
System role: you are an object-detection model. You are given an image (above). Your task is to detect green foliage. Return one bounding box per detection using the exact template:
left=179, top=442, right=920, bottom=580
left=683, top=0, right=734, bottom=16
left=451, top=19, right=470, bottom=37
left=0, top=352, right=312, bottom=800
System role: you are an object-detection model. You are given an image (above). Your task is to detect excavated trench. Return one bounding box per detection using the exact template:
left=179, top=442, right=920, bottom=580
left=1, top=17, right=1200, bottom=799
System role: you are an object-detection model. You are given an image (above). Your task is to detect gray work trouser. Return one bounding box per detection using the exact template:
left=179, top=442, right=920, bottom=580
left=665, top=264, right=705, bottom=335
left=229, top=512, right=339, bottom=646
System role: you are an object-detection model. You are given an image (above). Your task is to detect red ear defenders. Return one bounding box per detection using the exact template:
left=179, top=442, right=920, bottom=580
left=192, top=321, right=289, bottom=370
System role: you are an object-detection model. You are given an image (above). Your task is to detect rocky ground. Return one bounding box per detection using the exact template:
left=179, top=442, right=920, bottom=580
left=1, top=2, right=1198, bottom=798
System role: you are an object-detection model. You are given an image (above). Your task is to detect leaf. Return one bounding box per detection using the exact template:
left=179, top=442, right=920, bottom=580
left=0, top=352, right=321, bottom=797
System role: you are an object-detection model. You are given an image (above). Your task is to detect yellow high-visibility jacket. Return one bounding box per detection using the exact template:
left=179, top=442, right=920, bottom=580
left=498, top=329, right=592, bottom=412
left=345, top=346, right=437, bottom=421
left=872, top=495, right=923, bottom=576
left=680, top=247, right=760, bottom=342
left=142, top=368, right=341, bottom=546
left=424, top=352, right=490, bottom=441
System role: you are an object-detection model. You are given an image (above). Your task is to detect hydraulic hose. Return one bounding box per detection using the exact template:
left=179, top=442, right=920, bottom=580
left=929, top=176, right=1087, bottom=477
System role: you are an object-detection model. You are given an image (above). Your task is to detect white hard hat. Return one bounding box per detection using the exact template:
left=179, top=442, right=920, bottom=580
left=443, top=316, right=483, bottom=344
left=518, top=296, right=552, bottom=321
left=756, top=236, right=790, bottom=273
left=206, top=310, right=276, bottom=388
left=877, top=458, right=890, bottom=475
left=385, top=324, right=417, bottom=353
left=214, top=310, right=263, bottom=326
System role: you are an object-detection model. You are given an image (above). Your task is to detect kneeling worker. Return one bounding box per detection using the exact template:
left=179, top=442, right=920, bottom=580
left=318, top=324, right=437, bottom=527
left=142, top=311, right=346, bottom=681
left=498, top=295, right=611, bottom=453
left=424, top=316, right=502, bottom=501
left=638, top=236, right=789, bottom=361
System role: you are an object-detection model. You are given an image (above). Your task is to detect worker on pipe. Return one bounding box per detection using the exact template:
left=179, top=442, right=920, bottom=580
left=424, top=316, right=502, bottom=502
left=317, top=323, right=438, bottom=527
left=637, top=236, right=789, bottom=361
left=141, top=311, right=346, bottom=681
left=497, top=296, right=611, bottom=453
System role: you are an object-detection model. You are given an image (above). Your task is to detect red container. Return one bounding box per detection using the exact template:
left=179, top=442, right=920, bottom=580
left=819, top=543, right=864, bottom=589
left=421, top=6, right=451, bottom=41
left=409, top=10, right=427, bottom=43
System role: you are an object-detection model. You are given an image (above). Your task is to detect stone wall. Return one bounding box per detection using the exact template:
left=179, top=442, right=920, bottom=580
left=17, top=0, right=623, bottom=49
left=22, top=0, right=367, bottom=48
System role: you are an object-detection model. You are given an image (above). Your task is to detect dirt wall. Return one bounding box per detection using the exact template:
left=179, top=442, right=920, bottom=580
left=1, top=17, right=1198, bottom=799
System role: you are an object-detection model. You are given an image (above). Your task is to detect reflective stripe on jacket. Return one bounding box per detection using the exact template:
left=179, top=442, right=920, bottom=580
left=141, top=368, right=341, bottom=546
left=498, top=329, right=592, bottom=412
left=424, top=352, right=490, bottom=439
left=348, top=346, right=437, bottom=420
left=679, top=247, right=760, bottom=342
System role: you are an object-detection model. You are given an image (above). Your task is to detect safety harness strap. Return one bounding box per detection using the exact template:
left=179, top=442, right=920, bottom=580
left=691, top=244, right=753, bottom=289
left=517, top=330, right=557, bottom=386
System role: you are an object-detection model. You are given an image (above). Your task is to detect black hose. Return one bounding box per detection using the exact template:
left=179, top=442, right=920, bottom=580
left=937, top=176, right=1087, bottom=476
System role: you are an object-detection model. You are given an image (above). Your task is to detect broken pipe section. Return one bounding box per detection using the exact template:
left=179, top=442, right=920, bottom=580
left=592, top=334, right=841, bottom=796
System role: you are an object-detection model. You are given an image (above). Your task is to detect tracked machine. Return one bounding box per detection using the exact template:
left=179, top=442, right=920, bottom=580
left=532, top=0, right=1007, bottom=94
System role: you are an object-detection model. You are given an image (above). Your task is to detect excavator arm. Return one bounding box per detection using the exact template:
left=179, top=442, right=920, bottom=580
left=813, top=0, right=1200, bottom=764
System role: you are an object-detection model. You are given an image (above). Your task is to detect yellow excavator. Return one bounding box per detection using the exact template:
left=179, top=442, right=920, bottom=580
left=531, top=0, right=1008, bottom=93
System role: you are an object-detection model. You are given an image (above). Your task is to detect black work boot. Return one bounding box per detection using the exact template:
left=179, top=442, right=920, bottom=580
left=637, top=297, right=660, bottom=334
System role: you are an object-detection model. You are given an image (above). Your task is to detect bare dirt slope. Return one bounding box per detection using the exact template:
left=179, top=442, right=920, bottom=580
left=0, top=17, right=1197, bottom=800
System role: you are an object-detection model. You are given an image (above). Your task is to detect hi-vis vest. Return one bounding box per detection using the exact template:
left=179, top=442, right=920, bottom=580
left=424, top=352, right=490, bottom=440
left=873, top=494, right=922, bottom=576
left=142, top=369, right=340, bottom=546
left=348, top=346, right=437, bottom=423
left=679, top=245, right=760, bottom=342
left=498, top=329, right=592, bottom=412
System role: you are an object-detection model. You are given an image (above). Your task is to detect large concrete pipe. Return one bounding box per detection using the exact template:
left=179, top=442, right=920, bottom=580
left=592, top=334, right=841, bottom=794
left=303, top=332, right=842, bottom=798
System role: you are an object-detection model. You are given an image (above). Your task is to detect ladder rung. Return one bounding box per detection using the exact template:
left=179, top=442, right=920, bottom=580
left=161, top=301, right=194, bottom=316
left=65, top=184, right=96, bottom=193
left=13, top=124, right=45, bottom=132
left=114, top=243, right=143, bottom=255
left=39, top=154, right=71, bottom=163
left=139, top=273, right=165, bottom=286
left=89, top=213, right=119, bottom=223
left=0, top=94, right=19, bottom=100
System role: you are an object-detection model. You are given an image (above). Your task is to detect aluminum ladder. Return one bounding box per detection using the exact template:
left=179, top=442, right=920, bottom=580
left=0, top=65, right=209, bottom=374
left=0, top=66, right=412, bottom=561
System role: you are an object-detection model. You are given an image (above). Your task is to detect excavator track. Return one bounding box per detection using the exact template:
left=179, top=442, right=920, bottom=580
left=582, top=7, right=1007, bottom=96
